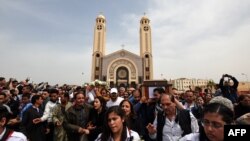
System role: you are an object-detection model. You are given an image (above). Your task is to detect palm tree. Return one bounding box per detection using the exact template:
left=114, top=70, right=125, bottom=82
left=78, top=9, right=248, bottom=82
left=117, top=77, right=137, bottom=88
left=207, top=80, right=215, bottom=93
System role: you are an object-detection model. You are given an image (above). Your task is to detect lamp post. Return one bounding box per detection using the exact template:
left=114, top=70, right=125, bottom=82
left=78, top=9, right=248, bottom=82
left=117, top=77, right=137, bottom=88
left=241, top=73, right=250, bottom=93
left=161, top=74, right=167, bottom=80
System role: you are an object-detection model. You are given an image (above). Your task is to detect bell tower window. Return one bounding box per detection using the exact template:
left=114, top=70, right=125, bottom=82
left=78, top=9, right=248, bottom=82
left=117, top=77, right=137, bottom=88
left=97, top=25, right=102, bottom=30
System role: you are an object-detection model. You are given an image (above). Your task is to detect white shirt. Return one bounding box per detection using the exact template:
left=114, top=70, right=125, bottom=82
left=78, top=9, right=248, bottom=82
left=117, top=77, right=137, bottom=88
left=106, top=97, right=124, bottom=108
left=87, top=90, right=95, bottom=103
left=149, top=111, right=199, bottom=141
left=0, top=128, right=27, bottom=141
left=179, top=133, right=200, bottom=141
left=41, top=101, right=57, bottom=122
left=183, top=102, right=196, bottom=111
left=95, top=128, right=140, bottom=141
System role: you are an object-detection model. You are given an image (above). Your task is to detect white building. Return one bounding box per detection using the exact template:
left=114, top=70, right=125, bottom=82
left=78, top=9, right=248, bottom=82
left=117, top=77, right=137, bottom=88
left=171, top=78, right=211, bottom=91
left=90, top=14, right=154, bottom=88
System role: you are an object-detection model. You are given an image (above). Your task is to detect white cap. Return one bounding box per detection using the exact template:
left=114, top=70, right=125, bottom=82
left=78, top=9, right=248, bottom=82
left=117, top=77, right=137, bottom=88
left=209, top=96, right=234, bottom=111
left=110, top=88, right=118, bottom=94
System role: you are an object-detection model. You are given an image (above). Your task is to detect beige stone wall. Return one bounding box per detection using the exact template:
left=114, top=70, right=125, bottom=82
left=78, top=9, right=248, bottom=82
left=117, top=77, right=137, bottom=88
left=91, top=14, right=154, bottom=83
left=102, top=50, right=143, bottom=84
left=238, top=82, right=250, bottom=93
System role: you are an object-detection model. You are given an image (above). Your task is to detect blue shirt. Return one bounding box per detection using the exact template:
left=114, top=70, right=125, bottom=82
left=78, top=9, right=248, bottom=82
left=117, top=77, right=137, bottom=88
left=20, top=103, right=32, bottom=121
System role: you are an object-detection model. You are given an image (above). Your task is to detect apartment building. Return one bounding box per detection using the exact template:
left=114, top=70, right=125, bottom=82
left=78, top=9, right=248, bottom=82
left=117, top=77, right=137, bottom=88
left=171, top=78, right=211, bottom=91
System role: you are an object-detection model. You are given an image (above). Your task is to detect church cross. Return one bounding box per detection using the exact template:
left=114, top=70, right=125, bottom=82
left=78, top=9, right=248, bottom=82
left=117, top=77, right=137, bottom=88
left=121, top=44, right=125, bottom=50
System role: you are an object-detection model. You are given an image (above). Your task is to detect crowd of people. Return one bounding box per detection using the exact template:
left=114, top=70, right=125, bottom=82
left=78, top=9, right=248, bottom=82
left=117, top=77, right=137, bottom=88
left=0, top=74, right=249, bottom=141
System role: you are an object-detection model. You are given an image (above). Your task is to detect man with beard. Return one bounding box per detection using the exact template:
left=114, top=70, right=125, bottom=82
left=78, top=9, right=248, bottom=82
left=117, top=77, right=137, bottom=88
left=41, top=89, right=50, bottom=111
left=17, top=84, right=33, bottom=104
left=127, top=87, right=135, bottom=100
left=129, top=89, right=147, bottom=113
left=182, top=90, right=196, bottom=111
left=106, top=88, right=124, bottom=108
left=52, top=92, right=72, bottom=141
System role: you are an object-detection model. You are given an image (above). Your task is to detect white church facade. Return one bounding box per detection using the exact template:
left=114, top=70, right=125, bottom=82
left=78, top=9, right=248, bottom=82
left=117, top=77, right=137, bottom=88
left=91, top=14, right=154, bottom=88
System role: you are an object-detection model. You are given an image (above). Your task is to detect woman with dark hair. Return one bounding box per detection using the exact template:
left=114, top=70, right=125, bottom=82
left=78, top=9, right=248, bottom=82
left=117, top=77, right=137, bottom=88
left=87, top=96, right=107, bottom=141
left=119, top=100, right=143, bottom=137
left=180, top=96, right=235, bottom=141
left=95, top=106, right=140, bottom=141
left=204, top=93, right=213, bottom=105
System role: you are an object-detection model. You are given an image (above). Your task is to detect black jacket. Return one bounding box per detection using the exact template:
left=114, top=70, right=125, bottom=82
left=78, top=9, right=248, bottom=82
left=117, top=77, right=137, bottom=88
left=156, top=109, right=192, bottom=141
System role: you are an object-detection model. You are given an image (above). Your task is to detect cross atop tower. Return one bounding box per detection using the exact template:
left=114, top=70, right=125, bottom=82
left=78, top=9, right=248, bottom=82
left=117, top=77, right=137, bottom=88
left=143, top=12, right=146, bottom=16
left=121, top=44, right=125, bottom=49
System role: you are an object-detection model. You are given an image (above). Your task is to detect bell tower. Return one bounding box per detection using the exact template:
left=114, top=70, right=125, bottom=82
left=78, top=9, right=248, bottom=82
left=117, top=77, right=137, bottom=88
left=91, top=14, right=106, bottom=81
left=140, top=14, right=153, bottom=80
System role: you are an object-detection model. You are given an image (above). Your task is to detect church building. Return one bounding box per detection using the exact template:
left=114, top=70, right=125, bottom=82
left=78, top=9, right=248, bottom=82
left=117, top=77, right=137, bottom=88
left=91, top=14, right=154, bottom=88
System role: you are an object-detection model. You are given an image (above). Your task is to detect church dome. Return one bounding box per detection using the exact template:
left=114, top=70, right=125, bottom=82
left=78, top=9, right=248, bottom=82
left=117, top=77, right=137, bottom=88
left=140, top=15, right=150, bottom=24
left=97, top=14, right=105, bottom=19
left=141, top=15, right=149, bottom=20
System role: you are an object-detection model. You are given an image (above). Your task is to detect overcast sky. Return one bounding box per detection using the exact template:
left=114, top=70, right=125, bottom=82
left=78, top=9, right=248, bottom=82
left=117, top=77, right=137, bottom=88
left=1, top=0, right=250, bottom=85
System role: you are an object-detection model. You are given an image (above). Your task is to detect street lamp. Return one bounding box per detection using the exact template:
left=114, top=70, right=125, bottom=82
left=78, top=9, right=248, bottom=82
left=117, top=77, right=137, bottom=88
left=161, top=74, right=167, bottom=80
left=241, top=73, right=250, bottom=93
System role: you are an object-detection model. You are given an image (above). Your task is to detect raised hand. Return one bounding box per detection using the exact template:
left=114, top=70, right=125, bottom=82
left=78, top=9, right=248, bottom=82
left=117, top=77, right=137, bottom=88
left=146, top=123, right=157, bottom=134
left=56, top=121, right=62, bottom=126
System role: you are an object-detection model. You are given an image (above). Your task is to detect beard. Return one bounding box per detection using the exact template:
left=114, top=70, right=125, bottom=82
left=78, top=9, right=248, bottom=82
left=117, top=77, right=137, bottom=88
left=50, top=99, right=57, bottom=103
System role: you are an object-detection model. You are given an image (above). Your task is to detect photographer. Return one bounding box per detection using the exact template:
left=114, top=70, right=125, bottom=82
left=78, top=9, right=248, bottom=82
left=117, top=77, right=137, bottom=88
left=219, top=74, right=239, bottom=103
